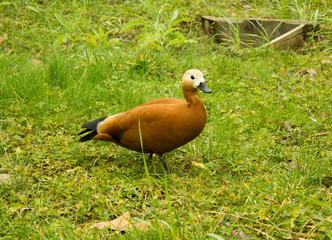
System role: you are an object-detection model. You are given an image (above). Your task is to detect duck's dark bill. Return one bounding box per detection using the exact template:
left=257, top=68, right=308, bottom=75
left=197, top=82, right=212, bottom=93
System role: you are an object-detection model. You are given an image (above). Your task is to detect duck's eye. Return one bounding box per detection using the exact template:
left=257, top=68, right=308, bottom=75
left=190, top=75, right=195, bottom=80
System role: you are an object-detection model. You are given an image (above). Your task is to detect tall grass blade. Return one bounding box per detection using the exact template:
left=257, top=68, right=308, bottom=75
left=164, top=178, right=176, bottom=239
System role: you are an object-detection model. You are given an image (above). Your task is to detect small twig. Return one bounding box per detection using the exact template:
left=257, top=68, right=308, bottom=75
left=25, top=190, right=29, bottom=208
left=312, top=131, right=331, bottom=137
left=36, top=178, right=42, bottom=191
left=213, top=213, right=225, bottom=232
left=245, top=225, right=275, bottom=240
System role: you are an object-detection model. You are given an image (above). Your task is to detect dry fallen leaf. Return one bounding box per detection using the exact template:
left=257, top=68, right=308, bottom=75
left=295, top=68, right=317, bottom=77
left=321, top=59, right=331, bottom=65
left=306, top=68, right=317, bottom=77
left=0, top=33, right=8, bottom=45
left=89, top=212, right=149, bottom=232
left=0, top=174, right=11, bottom=184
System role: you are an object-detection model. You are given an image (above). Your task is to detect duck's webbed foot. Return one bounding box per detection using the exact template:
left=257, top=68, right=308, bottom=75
left=159, top=155, right=172, bottom=174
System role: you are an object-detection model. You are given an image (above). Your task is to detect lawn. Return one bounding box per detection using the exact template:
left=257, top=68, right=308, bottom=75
left=0, top=0, right=331, bottom=239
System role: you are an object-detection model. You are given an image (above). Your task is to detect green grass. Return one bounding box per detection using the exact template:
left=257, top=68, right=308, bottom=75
left=1, top=0, right=331, bottom=239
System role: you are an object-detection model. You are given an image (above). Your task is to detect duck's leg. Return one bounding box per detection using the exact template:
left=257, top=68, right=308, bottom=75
left=145, top=153, right=153, bottom=165
left=159, top=155, right=172, bottom=173
left=149, top=153, right=153, bottom=160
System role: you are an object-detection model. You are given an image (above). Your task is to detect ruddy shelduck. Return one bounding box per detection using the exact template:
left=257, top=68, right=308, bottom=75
left=79, top=69, right=212, bottom=172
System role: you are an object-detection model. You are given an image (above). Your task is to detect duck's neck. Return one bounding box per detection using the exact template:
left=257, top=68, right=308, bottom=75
left=183, top=89, right=202, bottom=106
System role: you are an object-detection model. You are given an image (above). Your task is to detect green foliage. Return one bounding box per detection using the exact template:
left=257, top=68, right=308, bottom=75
left=120, top=0, right=195, bottom=51
left=277, top=0, right=322, bottom=21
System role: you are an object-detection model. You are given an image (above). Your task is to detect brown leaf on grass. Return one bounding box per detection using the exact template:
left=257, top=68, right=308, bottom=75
left=0, top=174, right=11, bottom=184
left=89, top=212, right=149, bottom=232
left=306, top=68, right=317, bottom=77
left=132, top=222, right=150, bottom=231
left=0, top=33, right=8, bottom=45
left=165, top=72, right=175, bottom=78
left=295, top=68, right=317, bottom=77
left=321, top=59, right=331, bottom=65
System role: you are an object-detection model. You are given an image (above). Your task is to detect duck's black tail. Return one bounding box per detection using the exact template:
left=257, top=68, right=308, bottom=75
left=78, top=117, right=107, bottom=142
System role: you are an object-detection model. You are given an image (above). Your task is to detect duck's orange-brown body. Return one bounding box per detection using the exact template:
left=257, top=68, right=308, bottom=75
left=79, top=69, right=212, bottom=170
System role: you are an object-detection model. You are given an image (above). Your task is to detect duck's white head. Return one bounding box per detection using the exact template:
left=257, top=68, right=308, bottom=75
left=182, top=69, right=212, bottom=93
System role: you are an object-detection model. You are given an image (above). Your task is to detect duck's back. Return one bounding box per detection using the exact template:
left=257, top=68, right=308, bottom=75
left=134, top=98, right=184, bottom=108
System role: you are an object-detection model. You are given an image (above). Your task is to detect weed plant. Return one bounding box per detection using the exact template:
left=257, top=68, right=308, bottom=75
left=0, top=0, right=331, bottom=239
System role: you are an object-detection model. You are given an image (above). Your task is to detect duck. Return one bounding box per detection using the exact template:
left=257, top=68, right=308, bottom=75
left=78, top=69, right=212, bottom=172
